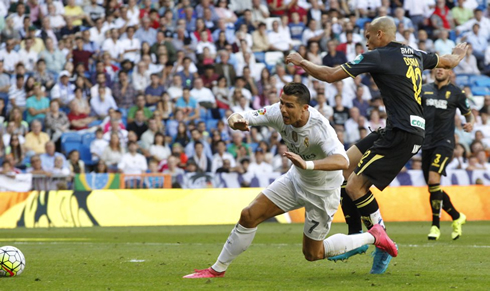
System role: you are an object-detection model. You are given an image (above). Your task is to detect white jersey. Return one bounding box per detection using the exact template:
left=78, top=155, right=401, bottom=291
left=242, top=103, right=347, bottom=192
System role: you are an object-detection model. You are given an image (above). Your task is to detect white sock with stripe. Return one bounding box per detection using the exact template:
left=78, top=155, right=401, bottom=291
left=212, top=224, right=257, bottom=272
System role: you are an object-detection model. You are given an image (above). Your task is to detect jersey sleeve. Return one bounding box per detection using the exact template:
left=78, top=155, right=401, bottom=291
left=340, top=50, right=381, bottom=78
left=421, top=51, right=439, bottom=70
left=319, top=124, right=349, bottom=162
left=241, top=103, right=283, bottom=129
left=456, top=89, right=471, bottom=116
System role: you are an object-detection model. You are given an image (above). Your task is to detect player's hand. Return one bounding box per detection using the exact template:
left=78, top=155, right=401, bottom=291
left=283, top=151, right=306, bottom=169
left=231, top=118, right=250, bottom=131
left=286, top=52, right=304, bottom=66
left=452, top=42, right=468, bottom=59
left=463, top=123, right=473, bottom=132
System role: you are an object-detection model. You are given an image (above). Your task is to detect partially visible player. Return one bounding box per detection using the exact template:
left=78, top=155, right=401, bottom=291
left=183, top=83, right=397, bottom=279
left=421, top=68, right=474, bottom=240
left=286, top=16, right=468, bottom=274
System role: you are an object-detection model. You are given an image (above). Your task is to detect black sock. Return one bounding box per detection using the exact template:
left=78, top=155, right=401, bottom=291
left=442, top=190, right=460, bottom=220
left=340, top=181, right=363, bottom=234
left=353, top=190, right=380, bottom=229
left=429, top=184, right=443, bottom=228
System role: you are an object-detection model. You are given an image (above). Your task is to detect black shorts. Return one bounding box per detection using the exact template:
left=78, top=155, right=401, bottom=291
left=355, top=128, right=385, bottom=154
left=354, top=128, right=424, bottom=191
left=421, top=146, right=453, bottom=182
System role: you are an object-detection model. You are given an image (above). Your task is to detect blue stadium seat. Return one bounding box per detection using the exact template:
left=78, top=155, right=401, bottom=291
left=455, top=75, right=471, bottom=87
left=64, top=142, right=80, bottom=156
left=79, top=145, right=95, bottom=166
left=471, top=86, right=490, bottom=96
left=88, top=119, right=102, bottom=128
left=471, top=75, right=490, bottom=87
left=205, top=119, right=219, bottom=131
left=218, top=108, right=226, bottom=118
left=81, top=132, right=95, bottom=146
left=250, top=142, right=259, bottom=153
left=61, top=132, right=82, bottom=153
left=199, top=107, right=211, bottom=120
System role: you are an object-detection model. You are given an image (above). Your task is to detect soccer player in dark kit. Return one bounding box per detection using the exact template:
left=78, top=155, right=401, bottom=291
left=286, top=16, right=469, bottom=274
left=421, top=68, right=474, bottom=241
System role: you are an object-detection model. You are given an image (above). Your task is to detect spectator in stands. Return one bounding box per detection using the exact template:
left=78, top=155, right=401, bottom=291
left=447, top=143, right=468, bottom=170
left=228, top=131, right=251, bottom=158
left=5, top=134, right=25, bottom=168
left=90, top=128, right=108, bottom=162
left=0, top=60, right=10, bottom=99
left=45, top=99, right=70, bottom=143
left=103, top=118, right=128, bottom=146
left=417, top=29, right=434, bottom=52
left=251, top=22, right=270, bottom=52
left=67, top=99, right=96, bottom=131
left=145, top=73, right=166, bottom=106
left=140, top=117, right=160, bottom=153
left=40, top=141, right=66, bottom=172
left=51, top=155, right=70, bottom=176
left=176, top=87, right=200, bottom=122
left=452, top=0, right=473, bottom=26
left=133, top=61, right=152, bottom=92
left=167, top=74, right=184, bottom=101
left=188, top=141, right=211, bottom=172
left=26, top=154, right=51, bottom=176
left=466, top=154, right=486, bottom=170
left=247, top=147, right=272, bottom=176
left=92, top=159, right=108, bottom=174
left=118, top=140, right=147, bottom=174
left=302, top=19, right=323, bottom=45
left=315, top=92, right=333, bottom=120
left=462, top=23, right=487, bottom=68
left=456, top=7, right=490, bottom=41
left=101, top=28, right=122, bottom=62
left=454, top=44, right=480, bottom=75
left=185, top=128, right=213, bottom=160
left=190, top=77, right=216, bottom=109
left=171, top=120, right=189, bottom=147
left=5, top=108, right=28, bottom=136
left=162, top=155, right=184, bottom=186
left=32, top=59, right=55, bottom=91
left=149, top=132, right=171, bottom=162
left=367, top=109, right=386, bottom=130
left=127, top=95, right=153, bottom=124
left=211, top=140, right=235, bottom=173
left=101, top=132, right=125, bottom=171
left=231, top=95, right=253, bottom=113
left=26, top=83, right=50, bottom=124
left=352, top=86, right=370, bottom=118
left=322, top=39, right=347, bottom=67
left=127, top=110, right=148, bottom=140
left=91, top=86, right=118, bottom=119
left=8, top=74, right=27, bottom=113
left=39, top=38, right=65, bottom=74
left=0, top=40, right=19, bottom=74
left=51, top=70, right=76, bottom=108
left=434, top=29, right=455, bottom=56
left=476, top=150, right=490, bottom=169
left=111, top=71, right=136, bottom=110
left=268, top=20, right=293, bottom=52
left=18, top=37, right=38, bottom=72
left=24, top=119, right=50, bottom=155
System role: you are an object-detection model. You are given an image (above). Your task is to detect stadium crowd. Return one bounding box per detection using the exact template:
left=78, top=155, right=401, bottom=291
left=0, top=0, right=489, bottom=188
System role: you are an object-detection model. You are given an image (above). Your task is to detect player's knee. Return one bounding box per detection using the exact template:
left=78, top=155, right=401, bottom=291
left=302, top=248, right=323, bottom=262
left=239, top=207, right=257, bottom=228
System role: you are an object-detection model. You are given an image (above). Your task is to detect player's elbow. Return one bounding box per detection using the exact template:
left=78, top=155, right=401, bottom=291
left=303, top=248, right=324, bottom=262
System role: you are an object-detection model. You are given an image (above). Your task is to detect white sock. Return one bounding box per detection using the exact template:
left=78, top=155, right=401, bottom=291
left=370, top=209, right=386, bottom=229
left=323, top=233, right=375, bottom=258
left=212, top=224, right=257, bottom=272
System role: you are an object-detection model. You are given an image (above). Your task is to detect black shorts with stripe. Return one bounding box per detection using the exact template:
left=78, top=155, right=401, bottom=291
left=354, top=128, right=424, bottom=191
left=421, top=146, right=453, bottom=182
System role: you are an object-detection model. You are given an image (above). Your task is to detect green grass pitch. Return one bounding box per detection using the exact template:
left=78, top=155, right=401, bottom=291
left=0, top=221, right=489, bottom=290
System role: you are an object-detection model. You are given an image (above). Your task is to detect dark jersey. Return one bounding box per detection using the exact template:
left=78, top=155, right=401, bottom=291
left=341, top=42, right=439, bottom=137
left=421, top=82, right=471, bottom=149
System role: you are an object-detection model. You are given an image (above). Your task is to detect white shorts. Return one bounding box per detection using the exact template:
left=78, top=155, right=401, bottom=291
left=262, top=170, right=340, bottom=241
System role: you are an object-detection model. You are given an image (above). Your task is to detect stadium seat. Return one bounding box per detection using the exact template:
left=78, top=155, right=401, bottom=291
left=254, top=52, right=265, bottom=63
left=250, top=142, right=259, bottom=153
left=470, top=86, right=490, bottom=96
left=199, top=107, right=211, bottom=120
left=63, top=142, right=80, bottom=156
left=455, top=74, right=471, bottom=87
left=88, top=120, right=102, bottom=128
left=79, top=145, right=95, bottom=166
left=81, top=132, right=95, bottom=146
left=206, top=119, right=219, bottom=131
left=61, top=133, right=82, bottom=153
left=470, top=75, right=490, bottom=87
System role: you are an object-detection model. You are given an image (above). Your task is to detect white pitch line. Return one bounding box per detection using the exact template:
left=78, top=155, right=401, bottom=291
left=2, top=241, right=490, bottom=248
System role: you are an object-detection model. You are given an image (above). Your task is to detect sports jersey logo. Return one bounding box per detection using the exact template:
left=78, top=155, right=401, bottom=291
left=257, top=108, right=266, bottom=115
left=350, top=54, right=364, bottom=65
left=304, top=137, right=309, bottom=147
left=426, top=98, right=447, bottom=109
left=445, top=91, right=451, bottom=99
left=292, top=131, right=298, bottom=142
left=410, top=115, right=425, bottom=130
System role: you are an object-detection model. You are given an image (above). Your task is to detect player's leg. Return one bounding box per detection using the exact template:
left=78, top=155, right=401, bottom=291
left=422, top=148, right=443, bottom=240
left=341, top=146, right=364, bottom=235
left=299, top=188, right=395, bottom=262
left=183, top=193, right=284, bottom=278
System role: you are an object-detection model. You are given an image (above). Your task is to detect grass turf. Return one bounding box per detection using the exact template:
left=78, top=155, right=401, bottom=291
left=0, top=221, right=489, bottom=290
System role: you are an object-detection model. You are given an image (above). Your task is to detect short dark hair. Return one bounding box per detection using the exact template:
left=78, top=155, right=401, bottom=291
left=282, top=82, right=311, bottom=105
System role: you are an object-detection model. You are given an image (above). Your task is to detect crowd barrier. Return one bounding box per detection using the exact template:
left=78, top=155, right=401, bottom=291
left=0, top=186, right=488, bottom=228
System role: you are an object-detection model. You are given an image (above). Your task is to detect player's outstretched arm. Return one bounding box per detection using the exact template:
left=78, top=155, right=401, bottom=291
left=436, top=42, right=469, bottom=69
left=227, top=113, right=250, bottom=131
left=286, top=52, right=349, bottom=83
left=284, top=151, right=349, bottom=171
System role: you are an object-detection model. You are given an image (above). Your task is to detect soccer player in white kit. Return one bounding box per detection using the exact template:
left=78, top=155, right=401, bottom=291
left=183, top=83, right=397, bottom=279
